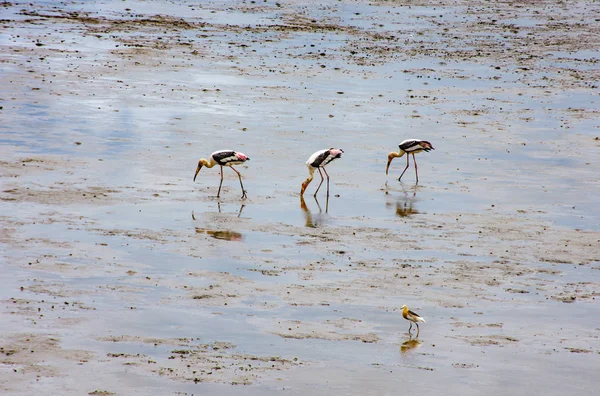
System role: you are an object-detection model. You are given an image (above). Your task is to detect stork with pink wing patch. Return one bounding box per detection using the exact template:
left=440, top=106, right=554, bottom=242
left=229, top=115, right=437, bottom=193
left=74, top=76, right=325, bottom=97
left=194, top=150, right=250, bottom=199
left=386, top=139, right=435, bottom=183
left=301, top=148, right=344, bottom=197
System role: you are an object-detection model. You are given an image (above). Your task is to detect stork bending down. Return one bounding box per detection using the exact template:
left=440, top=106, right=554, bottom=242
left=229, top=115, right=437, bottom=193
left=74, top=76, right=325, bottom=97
left=386, top=139, right=434, bottom=183
left=301, top=148, right=344, bottom=197
left=193, top=150, right=249, bottom=199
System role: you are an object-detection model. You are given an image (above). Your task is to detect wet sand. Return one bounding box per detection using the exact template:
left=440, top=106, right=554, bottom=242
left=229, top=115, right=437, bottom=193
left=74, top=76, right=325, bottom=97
left=1, top=0, right=599, bottom=395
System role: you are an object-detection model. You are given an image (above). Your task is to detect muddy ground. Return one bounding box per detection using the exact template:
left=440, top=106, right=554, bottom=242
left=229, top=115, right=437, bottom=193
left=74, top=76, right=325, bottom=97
left=1, top=0, right=599, bottom=395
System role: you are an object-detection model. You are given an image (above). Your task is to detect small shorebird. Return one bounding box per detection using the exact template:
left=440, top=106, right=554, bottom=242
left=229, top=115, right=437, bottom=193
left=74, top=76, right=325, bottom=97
left=401, top=305, right=426, bottom=336
left=386, top=139, right=434, bottom=183
left=193, top=150, right=250, bottom=199
left=301, top=148, right=344, bottom=197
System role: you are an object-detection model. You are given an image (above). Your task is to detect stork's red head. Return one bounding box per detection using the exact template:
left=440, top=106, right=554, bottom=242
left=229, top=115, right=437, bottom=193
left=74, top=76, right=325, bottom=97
left=236, top=152, right=249, bottom=161
left=421, top=141, right=434, bottom=150
left=329, top=148, right=344, bottom=157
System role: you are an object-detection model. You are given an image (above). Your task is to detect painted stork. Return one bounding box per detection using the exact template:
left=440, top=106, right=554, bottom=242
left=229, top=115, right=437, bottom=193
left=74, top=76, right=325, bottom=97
left=401, top=305, right=426, bottom=337
left=301, top=148, right=344, bottom=197
left=386, top=139, right=435, bottom=183
left=193, top=150, right=249, bottom=199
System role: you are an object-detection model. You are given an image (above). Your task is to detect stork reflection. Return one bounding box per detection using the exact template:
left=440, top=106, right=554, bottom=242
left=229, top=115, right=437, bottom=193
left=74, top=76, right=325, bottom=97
left=300, top=195, right=329, bottom=228
left=192, top=202, right=245, bottom=220
left=190, top=204, right=245, bottom=241
left=195, top=227, right=243, bottom=241
left=384, top=182, right=420, bottom=217
left=217, top=201, right=245, bottom=218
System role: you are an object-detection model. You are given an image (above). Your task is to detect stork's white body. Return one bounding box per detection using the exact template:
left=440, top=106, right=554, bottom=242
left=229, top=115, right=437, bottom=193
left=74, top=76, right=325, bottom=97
left=386, top=140, right=435, bottom=183
left=301, top=148, right=344, bottom=196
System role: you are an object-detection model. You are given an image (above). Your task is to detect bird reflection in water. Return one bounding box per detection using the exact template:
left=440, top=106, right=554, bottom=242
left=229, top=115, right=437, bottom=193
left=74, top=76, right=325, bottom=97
left=195, top=228, right=243, bottom=241
left=191, top=202, right=245, bottom=220
left=400, top=336, right=423, bottom=355
left=384, top=182, right=420, bottom=217
left=217, top=201, right=245, bottom=218
left=191, top=206, right=244, bottom=241
left=300, top=195, right=329, bottom=228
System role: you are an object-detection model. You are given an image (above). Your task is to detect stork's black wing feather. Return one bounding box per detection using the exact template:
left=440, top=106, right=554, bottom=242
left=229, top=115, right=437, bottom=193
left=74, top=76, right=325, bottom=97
left=212, top=150, right=238, bottom=165
left=309, top=150, right=339, bottom=167
left=399, top=140, right=423, bottom=152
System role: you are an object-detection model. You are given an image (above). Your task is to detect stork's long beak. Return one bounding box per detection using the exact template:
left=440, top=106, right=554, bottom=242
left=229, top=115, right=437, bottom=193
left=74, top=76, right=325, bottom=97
left=300, top=195, right=308, bottom=211
left=193, top=162, right=203, bottom=182
left=386, top=155, right=394, bottom=175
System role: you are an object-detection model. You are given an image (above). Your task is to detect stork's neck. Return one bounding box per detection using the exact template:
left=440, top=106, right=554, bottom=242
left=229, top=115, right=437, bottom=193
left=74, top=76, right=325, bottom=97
left=200, top=158, right=217, bottom=168
left=303, top=167, right=315, bottom=183
left=389, top=150, right=406, bottom=159
left=301, top=167, right=315, bottom=195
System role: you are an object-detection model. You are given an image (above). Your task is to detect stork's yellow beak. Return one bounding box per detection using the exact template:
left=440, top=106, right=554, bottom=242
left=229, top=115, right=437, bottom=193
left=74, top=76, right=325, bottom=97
left=300, top=182, right=307, bottom=195
left=386, top=154, right=394, bottom=175
left=193, top=162, right=203, bottom=182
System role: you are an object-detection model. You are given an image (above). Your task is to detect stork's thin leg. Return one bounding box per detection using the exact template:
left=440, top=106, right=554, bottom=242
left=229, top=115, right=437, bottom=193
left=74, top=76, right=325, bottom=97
left=314, top=195, right=322, bottom=213
left=399, top=154, right=411, bottom=181
left=229, top=166, right=247, bottom=199
left=217, top=166, right=224, bottom=197
left=322, top=166, right=331, bottom=197
left=314, top=168, right=325, bottom=197
left=408, top=322, right=413, bottom=334
left=416, top=322, right=420, bottom=338
left=413, top=153, right=419, bottom=184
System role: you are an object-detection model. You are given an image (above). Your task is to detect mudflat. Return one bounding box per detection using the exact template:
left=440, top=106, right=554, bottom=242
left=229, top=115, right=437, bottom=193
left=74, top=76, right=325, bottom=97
left=1, top=1, right=599, bottom=395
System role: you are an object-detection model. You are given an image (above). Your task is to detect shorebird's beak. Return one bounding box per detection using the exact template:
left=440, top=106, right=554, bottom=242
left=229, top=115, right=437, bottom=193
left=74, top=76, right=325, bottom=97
left=193, top=162, right=203, bottom=182
left=386, top=154, right=393, bottom=175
